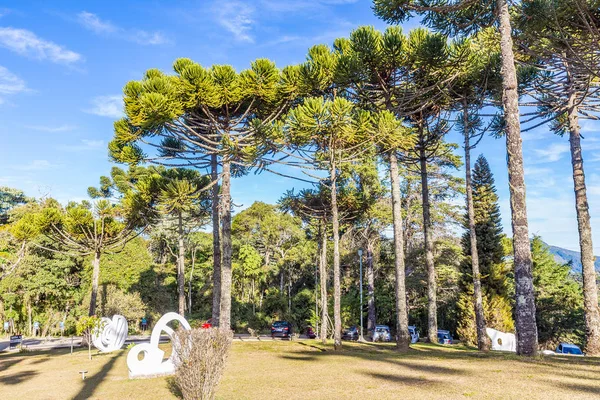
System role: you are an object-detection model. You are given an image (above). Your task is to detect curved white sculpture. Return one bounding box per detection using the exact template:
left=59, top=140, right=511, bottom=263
left=92, top=315, right=128, bottom=353
left=127, top=312, right=191, bottom=379
left=486, top=327, right=516, bottom=352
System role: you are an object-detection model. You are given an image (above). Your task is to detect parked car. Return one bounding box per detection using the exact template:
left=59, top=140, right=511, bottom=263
left=306, top=326, right=317, bottom=339
left=201, top=319, right=213, bottom=329
left=271, top=321, right=293, bottom=339
left=373, top=325, right=392, bottom=342
left=342, top=326, right=360, bottom=341
left=408, top=326, right=419, bottom=344
left=556, top=343, right=583, bottom=356
left=437, top=330, right=453, bottom=345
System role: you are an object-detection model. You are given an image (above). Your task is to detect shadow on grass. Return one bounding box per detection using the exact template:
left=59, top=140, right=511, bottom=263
left=277, top=342, right=600, bottom=382
left=166, top=376, right=183, bottom=399
left=0, top=370, right=39, bottom=385
left=296, top=341, right=327, bottom=352
left=72, top=352, right=120, bottom=400
left=365, top=371, right=434, bottom=386
left=556, top=382, right=600, bottom=396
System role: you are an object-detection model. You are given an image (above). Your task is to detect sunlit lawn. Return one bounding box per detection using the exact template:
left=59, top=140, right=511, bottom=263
left=1, top=340, right=600, bottom=399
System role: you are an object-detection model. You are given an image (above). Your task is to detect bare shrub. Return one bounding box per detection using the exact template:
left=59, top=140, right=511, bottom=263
left=174, top=327, right=233, bottom=400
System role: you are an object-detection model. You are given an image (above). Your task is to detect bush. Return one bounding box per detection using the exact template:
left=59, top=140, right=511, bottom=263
left=174, top=327, right=233, bottom=400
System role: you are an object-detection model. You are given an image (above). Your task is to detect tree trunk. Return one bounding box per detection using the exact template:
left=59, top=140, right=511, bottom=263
left=177, top=211, right=186, bottom=316
left=390, top=152, right=411, bottom=350
left=320, top=222, right=328, bottom=344
left=288, top=275, right=292, bottom=313
left=219, top=159, right=233, bottom=330
left=463, top=101, right=490, bottom=351
left=88, top=250, right=101, bottom=316
left=497, top=0, right=538, bottom=356
left=330, top=163, right=342, bottom=350
left=419, top=148, right=437, bottom=343
left=188, top=247, right=196, bottom=313
left=28, top=300, right=32, bottom=337
left=567, top=83, right=600, bottom=355
left=211, top=153, right=222, bottom=326
left=366, top=244, right=376, bottom=335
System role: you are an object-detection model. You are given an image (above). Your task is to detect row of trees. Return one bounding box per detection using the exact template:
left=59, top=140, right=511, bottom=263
left=1, top=0, right=598, bottom=357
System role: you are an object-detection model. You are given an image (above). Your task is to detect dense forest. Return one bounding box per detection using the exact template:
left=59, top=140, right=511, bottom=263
left=1, top=0, right=599, bottom=357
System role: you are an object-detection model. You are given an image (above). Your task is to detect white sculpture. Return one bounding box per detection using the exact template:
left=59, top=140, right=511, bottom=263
left=92, top=315, right=128, bottom=353
left=486, top=327, right=516, bottom=352
left=127, top=312, right=191, bottom=379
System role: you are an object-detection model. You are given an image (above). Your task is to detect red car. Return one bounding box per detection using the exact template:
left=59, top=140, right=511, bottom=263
left=201, top=319, right=213, bottom=329
left=306, top=326, right=316, bottom=339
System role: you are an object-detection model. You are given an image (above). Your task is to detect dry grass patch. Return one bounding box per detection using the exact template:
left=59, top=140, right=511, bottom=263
left=1, top=340, right=600, bottom=399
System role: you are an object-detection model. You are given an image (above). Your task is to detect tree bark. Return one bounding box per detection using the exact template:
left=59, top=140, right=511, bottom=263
left=27, top=300, right=32, bottom=337
left=463, top=102, right=490, bottom=351
left=419, top=147, right=438, bottom=343
left=567, top=81, right=600, bottom=355
left=330, top=162, right=342, bottom=350
left=320, top=222, right=329, bottom=344
left=366, top=244, right=376, bottom=335
left=177, top=211, right=186, bottom=316
left=219, top=159, right=233, bottom=330
left=88, top=250, right=101, bottom=316
left=211, top=154, right=222, bottom=326
left=497, top=0, right=538, bottom=356
left=390, top=152, right=410, bottom=351
left=188, top=247, right=196, bottom=313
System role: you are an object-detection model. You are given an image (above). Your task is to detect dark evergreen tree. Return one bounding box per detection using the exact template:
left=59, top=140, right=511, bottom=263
left=531, top=236, right=584, bottom=349
left=457, top=155, right=513, bottom=345
left=461, top=155, right=506, bottom=295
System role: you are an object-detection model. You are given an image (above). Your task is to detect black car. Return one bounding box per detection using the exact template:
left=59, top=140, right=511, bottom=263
left=342, top=326, right=359, bottom=341
left=271, top=321, right=293, bottom=339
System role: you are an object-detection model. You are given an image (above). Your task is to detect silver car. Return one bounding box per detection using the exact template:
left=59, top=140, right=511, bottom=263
left=408, top=325, right=419, bottom=344
left=373, top=325, right=392, bottom=342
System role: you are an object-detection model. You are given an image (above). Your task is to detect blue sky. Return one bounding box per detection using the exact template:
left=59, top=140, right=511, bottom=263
left=0, top=0, right=599, bottom=252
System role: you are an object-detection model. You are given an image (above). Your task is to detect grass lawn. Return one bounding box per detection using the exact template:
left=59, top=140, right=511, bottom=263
left=1, top=340, right=600, bottom=399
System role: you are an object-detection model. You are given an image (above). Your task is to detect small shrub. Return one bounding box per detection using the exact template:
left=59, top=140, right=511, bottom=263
left=174, top=327, right=233, bottom=400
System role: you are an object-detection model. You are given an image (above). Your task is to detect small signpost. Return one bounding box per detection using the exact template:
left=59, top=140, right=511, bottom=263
left=9, top=334, right=22, bottom=349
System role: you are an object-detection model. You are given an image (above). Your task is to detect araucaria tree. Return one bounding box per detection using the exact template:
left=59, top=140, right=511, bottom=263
left=450, top=33, right=501, bottom=351
left=156, top=168, right=211, bottom=315
left=283, top=97, right=373, bottom=350
left=109, top=59, right=300, bottom=328
left=373, top=0, right=539, bottom=356
left=335, top=26, right=417, bottom=350
left=32, top=188, right=153, bottom=316
left=518, top=0, right=600, bottom=355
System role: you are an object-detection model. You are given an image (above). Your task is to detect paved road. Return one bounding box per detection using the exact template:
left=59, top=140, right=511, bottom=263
left=0, top=333, right=313, bottom=352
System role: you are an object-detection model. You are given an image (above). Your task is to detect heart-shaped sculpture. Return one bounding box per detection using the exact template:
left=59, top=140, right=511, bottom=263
left=127, top=312, right=191, bottom=379
left=92, top=315, right=128, bottom=353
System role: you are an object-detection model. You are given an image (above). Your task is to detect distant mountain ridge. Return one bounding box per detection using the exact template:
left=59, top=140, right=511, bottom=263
left=546, top=243, right=600, bottom=273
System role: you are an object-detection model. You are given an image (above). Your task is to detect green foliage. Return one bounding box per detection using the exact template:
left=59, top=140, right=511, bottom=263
left=0, top=187, right=29, bottom=225
left=531, top=236, right=585, bottom=348
left=76, top=315, right=102, bottom=336
left=461, top=155, right=508, bottom=295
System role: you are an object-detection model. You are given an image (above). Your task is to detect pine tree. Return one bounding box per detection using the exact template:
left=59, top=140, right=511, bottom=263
left=458, top=155, right=513, bottom=345
left=462, top=155, right=506, bottom=293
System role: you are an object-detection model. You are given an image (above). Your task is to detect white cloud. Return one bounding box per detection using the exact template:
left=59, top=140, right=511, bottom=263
left=76, top=11, right=169, bottom=45
left=11, top=159, right=56, bottom=171
left=533, top=142, right=570, bottom=162
left=85, top=95, right=123, bottom=118
left=57, top=139, right=105, bottom=152
left=0, top=27, right=82, bottom=65
left=25, top=124, right=77, bottom=133
left=215, top=2, right=255, bottom=43
left=0, top=66, right=26, bottom=95
left=77, top=11, right=118, bottom=34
